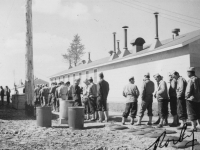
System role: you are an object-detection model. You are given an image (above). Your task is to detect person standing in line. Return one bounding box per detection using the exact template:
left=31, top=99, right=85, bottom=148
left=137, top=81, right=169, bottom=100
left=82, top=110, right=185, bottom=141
left=136, top=73, right=154, bottom=125
left=0, top=86, right=4, bottom=106
left=171, top=70, right=188, bottom=128
left=41, top=84, right=49, bottom=106
left=66, top=81, right=73, bottom=100
left=185, top=67, right=200, bottom=132
left=34, top=84, right=40, bottom=106
left=39, top=84, right=43, bottom=106
left=82, top=79, right=90, bottom=120
left=88, top=77, right=98, bottom=121
left=154, top=74, right=169, bottom=128
left=5, top=86, right=11, bottom=106
left=72, top=78, right=82, bottom=106
left=122, top=76, right=139, bottom=125
left=49, top=82, right=57, bottom=111
left=55, top=82, right=61, bottom=112
left=168, top=72, right=179, bottom=127
left=97, top=72, right=109, bottom=122
left=58, top=81, right=68, bottom=101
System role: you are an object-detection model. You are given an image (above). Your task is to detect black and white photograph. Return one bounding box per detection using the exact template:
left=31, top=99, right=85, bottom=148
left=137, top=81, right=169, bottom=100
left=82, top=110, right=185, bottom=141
left=1, top=0, right=200, bottom=149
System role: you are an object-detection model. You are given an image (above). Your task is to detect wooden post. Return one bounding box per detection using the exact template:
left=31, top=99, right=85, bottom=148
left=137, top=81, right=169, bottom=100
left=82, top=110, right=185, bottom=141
left=25, top=0, right=34, bottom=116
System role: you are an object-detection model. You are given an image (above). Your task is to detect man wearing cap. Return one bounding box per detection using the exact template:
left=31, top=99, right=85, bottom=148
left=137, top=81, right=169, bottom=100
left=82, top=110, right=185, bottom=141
left=154, top=73, right=168, bottom=128
left=122, top=76, right=139, bottom=125
left=72, top=78, right=82, bottom=106
left=136, top=73, right=154, bottom=125
left=88, top=77, right=98, bottom=121
left=185, top=67, right=200, bottom=131
left=171, top=70, right=187, bottom=128
left=82, top=79, right=90, bottom=120
left=97, top=72, right=109, bottom=122
left=168, top=72, right=179, bottom=127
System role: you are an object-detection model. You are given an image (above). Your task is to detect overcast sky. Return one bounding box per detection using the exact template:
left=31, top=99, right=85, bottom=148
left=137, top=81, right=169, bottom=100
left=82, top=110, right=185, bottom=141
left=0, top=0, right=199, bottom=88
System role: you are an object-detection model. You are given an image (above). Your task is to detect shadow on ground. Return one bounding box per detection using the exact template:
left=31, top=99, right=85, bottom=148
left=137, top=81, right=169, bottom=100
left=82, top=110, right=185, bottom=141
left=0, top=104, right=58, bottom=120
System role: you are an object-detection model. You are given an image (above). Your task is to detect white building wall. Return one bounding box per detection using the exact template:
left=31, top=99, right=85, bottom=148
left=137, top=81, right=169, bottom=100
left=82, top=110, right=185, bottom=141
left=97, top=45, right=190, bottom=103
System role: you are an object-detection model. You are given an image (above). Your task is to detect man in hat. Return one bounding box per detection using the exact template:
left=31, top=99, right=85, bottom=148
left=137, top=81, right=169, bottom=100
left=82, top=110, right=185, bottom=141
left=168, top=72, right=179, bottom=127
left=122, top=76, right=139, bottom=125
left=136, top=73, right=154, bottom=125
left=171, top=70, right=187, bottom=128
left=153, top=73, right=168, bottom=128
left=97, top=72, right=109, bottom=122
left=185, top=67, right=200, bottom=131
left=72, top=78, right=82, bottom=106
left=82, top=79, right=90, bottom=120
left=88, top=77, right=98, bottom=121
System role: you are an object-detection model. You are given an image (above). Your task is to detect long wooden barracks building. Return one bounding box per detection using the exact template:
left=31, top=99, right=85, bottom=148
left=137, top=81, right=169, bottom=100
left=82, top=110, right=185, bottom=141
left=50, top=13, right=200, bottom=103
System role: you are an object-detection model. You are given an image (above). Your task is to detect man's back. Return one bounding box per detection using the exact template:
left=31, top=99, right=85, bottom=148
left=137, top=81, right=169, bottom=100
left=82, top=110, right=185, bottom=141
left=141, top=79, right=154, bottom=101
left=123, top=83, right=139, bottom=103
left=58, top=85, right=68, bottom=100
left=97, top=79, right=109, bottom=100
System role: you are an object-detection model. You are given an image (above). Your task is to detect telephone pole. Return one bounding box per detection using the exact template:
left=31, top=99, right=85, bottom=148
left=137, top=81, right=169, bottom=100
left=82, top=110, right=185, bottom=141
left=25, top=0, right=34, bottom=116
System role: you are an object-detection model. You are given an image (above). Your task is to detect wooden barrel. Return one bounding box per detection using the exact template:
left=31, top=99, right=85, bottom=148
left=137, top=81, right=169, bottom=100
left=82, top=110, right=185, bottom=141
left=36, top=106, right=52, bottom=127
left=68, top=107, right=84, bottom=130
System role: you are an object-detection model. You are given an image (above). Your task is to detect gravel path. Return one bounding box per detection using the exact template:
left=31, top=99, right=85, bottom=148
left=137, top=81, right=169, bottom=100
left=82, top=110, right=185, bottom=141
left=0, top=105, right=200, bottom=150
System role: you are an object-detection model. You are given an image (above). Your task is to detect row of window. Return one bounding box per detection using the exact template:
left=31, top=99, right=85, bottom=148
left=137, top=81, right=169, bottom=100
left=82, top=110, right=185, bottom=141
left=52, top=69, right=98, bottom=84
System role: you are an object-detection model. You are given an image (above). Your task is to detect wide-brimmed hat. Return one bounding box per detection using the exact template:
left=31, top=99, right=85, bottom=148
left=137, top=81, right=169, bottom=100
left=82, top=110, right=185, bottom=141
left=187, top=67, right=195, bottom=72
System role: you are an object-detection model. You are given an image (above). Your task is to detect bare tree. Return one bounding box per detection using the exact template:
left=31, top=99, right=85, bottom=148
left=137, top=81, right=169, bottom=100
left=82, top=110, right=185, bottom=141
left=63, top=34, right=85, bottom=66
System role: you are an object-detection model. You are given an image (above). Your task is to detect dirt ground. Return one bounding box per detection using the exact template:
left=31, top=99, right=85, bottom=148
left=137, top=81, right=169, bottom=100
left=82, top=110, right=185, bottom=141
left=0, top=104, right=200, bottom=150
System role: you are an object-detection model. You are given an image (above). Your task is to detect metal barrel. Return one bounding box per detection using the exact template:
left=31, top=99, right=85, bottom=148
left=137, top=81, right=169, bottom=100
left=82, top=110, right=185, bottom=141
left=59, top=99, right=74, bottom=120
left=36, top=106, right=52, bottom=127
left=68, top=107, right=84, bottom=130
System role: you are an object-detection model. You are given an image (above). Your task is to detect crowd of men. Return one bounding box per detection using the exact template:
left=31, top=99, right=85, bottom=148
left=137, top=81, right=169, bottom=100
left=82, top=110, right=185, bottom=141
left=34, top=72, right=109, bottom=122
left=122, top=67, right=200, bottom=131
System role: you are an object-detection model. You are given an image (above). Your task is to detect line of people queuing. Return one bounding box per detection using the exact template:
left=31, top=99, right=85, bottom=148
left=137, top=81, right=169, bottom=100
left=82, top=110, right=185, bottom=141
left=0, top=86, right=11, bottom=106
left=122, top=67, right=200, bottom=132
left=34, top=72, right=109, bottom=122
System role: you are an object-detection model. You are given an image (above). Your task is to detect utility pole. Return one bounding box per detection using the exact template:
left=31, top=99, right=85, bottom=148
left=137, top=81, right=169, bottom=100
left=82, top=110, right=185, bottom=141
left=25, top=0, right=34, bottom=116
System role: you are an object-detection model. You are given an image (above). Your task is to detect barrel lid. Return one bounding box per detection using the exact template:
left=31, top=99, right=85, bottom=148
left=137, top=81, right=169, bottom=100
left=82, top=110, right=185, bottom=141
left=68, top=107, right=84, bottom=109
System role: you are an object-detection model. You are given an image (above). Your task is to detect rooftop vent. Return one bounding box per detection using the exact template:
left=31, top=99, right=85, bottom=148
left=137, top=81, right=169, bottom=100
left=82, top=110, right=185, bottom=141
left=149, top=12, right=162, bottom=50
left=87, top=52, right=92, bottom=64
left=172, top=28, right=180, bottom=39
left=130, top=37, right=145, bottom=53
left=109, top=32, right=119, bottom=60
left=120, top=26, right=131, bottom=58
left=117, top=40, right=121, bottom=55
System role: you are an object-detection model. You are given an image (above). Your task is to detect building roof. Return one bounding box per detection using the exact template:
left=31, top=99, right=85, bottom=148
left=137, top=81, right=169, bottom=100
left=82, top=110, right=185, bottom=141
left=50, top=29, right=200, bottom=79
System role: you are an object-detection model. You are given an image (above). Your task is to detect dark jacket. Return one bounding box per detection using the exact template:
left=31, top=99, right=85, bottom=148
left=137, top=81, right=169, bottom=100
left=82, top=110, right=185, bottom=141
left=72, top=85, right=82, bottom=101
left=0, top=89, right=4, bottom=96
left=169, top=78, right=177, bottom=98
left=141, top=79, right=154, bottom=101
left=97, top=79, right=109, bottom=100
